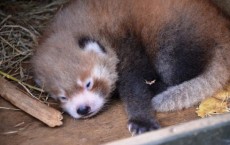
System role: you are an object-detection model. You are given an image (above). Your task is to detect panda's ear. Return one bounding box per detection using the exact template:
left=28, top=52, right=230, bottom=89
left=78, top=37, right=106, bottom=55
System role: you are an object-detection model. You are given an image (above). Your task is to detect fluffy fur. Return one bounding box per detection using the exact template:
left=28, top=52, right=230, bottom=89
left=32, top=0, right=230, bottom=135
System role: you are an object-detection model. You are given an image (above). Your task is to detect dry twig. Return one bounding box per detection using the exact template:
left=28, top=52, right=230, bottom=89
left=0, top=77, right=63, bottom=127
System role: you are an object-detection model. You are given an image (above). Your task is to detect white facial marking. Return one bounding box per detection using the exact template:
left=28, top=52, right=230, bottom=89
left=84, top=42, right=104, bottom=55
left=62, top=91, right=105, bottom=119
left=77, top=79, right=83, bottom=87
left=92, top=65, right=109, bottom=79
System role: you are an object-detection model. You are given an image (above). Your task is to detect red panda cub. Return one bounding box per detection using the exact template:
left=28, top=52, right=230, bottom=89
left=32, top=0, right=230, bottom=135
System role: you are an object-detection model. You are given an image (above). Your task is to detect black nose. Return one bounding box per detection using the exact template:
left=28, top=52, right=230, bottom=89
left=77, top=106, right=91, bottom=116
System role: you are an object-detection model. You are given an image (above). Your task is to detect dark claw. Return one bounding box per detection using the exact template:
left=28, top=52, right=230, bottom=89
left=128, top=119, right=160, bottom=135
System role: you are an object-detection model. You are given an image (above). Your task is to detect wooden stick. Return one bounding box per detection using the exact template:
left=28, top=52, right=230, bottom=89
left=0, top=77, right=63, bottom=127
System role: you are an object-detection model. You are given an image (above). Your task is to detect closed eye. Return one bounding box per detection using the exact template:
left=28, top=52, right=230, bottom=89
left=86, top=82, right=91, bottom=88
left=59, top=96, right=68, bottom=102
left=85, top=79, right=93, bottom=90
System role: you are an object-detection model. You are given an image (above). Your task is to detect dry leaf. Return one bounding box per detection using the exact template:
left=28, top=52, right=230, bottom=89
left=196, top=97, right=229, bottom=118
left=213, top=90, right=230, bottom=101
left=213, top=84, right=230, bottom=101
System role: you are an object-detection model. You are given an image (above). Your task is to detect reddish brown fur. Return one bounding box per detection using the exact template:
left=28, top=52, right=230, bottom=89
left=92, top=79, right=110, bottom=98
left=32, top=0, right=230, bottom=112
left=32, top=0, right=230, bottom=134
left=32, top=0, right=230, bottom=105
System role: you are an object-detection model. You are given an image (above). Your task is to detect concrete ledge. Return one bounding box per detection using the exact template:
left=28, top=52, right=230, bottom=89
left=106, top=113, right=230, bottom=145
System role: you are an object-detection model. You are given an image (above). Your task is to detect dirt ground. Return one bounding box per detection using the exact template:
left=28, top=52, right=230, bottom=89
left=0, top=96, right=198, bottom=145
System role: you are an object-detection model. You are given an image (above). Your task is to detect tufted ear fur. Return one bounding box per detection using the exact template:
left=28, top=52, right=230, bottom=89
left=78, top=37, right=106, bottom=55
